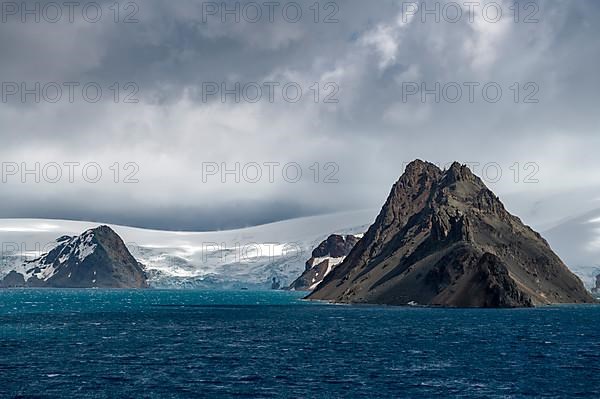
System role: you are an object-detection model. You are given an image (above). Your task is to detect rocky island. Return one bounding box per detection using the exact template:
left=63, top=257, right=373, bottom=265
left=307, top=160, right=595, bottom=307
left=0, top=225, right=148, bottom=288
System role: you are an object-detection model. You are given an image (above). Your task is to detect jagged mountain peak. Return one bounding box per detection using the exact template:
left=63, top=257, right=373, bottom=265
left=442, top=161, right=478, bottom=185
left=397, top=160, right=442, bottom=189
left=404, top=159, right=440, bottom=174
left=308, top=160, right=595, bottom=307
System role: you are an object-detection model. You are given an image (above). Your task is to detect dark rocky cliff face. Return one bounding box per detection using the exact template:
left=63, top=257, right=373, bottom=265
left=1, top=226, right=148, bottom=289
left=289, top=234, right=360, bottom=291
left=307, top=160, right=595, bottom=308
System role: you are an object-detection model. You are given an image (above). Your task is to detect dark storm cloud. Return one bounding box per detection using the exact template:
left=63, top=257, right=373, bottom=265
left=0, top=192, right=340, bottom=231
left=1, top=0, right=600, bottom=230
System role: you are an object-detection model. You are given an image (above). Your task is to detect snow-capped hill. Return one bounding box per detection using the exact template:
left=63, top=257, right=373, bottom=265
left=289, top=234, right=361, bottom=291
left=0, top=210, right=377, bottom=289
left=22, top=229, right=97, bottom=282
left=1, top=226, right=148, bottom=288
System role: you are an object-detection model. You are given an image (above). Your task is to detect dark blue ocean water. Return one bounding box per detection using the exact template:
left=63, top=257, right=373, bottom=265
left=1, top=290, right=599, bottom=398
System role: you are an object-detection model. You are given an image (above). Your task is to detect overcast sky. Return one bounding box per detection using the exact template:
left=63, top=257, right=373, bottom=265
left=1, top=0, right=599, bottom=231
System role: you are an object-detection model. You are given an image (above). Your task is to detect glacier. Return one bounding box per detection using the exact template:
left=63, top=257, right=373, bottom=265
left=0, top=210, right=375, bottom=289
